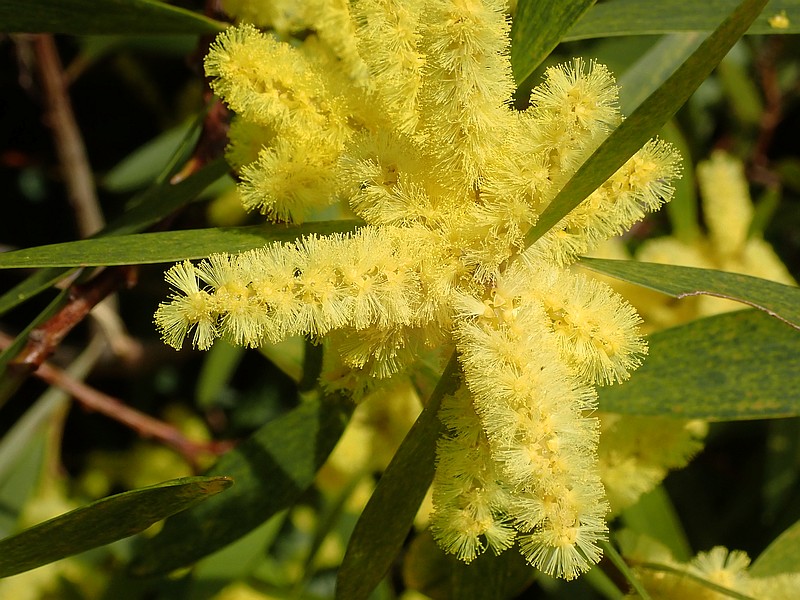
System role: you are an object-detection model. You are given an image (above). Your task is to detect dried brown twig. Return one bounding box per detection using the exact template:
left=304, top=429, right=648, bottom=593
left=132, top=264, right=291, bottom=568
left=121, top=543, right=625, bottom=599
left=1, top=330, right=234, bottom=470
left=9, top=267, right=137, bottom=376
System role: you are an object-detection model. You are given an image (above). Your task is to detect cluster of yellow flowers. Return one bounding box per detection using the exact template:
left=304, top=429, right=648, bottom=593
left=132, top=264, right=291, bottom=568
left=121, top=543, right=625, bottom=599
left=624, top=542, right=800, bottom=599
left=154, top=0, right=681, bottom=580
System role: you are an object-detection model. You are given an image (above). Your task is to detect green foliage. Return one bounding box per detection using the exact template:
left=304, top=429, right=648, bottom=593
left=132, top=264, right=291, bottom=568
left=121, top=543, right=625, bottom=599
left=598, top=310, right=800, bottom=419
left=0, top=0, right=225, bottom=35
left=0, top=476, right=232, bottom=578
left=0, top=0, right=799, bottom=598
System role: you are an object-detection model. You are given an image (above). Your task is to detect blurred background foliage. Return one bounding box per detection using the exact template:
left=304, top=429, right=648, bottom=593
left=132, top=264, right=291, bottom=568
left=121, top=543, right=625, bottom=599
left=0, top=1, right=799, bottom=599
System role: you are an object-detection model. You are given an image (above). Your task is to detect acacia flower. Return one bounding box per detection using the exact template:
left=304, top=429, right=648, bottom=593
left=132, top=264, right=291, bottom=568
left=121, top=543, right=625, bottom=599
left=155, top=0, right=681, bottom=580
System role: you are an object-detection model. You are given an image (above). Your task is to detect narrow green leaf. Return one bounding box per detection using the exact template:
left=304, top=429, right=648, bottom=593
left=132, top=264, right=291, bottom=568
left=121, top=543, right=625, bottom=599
left=579, top=258, right=800, bottom=330
left=129, top=395, right=353, bottom=576
left=0, top=159, right=228, bottom=314
left=102, top=158, right=230, bottom=237
left=751, top=519, right=800, bottom=577
left=523, top=0, right=769, bottom=249
left=0, top=221, right=364, bottom=268
left=620, top=486, right=692, bottom=562
left=617, top=34, right=704, bottom=116
left=0, top=476, right=232, bottom=579
left=637, top=562, right=756, bottom=599
left=601, top=540, right=653, bottom=600
left=0, top=268, right=78, bottom=317
left=510, top=0, right=596, bottom=85
left=336, top=352, right=461, bottom=600
left=102, top=120, right=199, bottom=193
left=565, top=0, right=799, bottom=40
left=0, top=0, right=225, bottom=35
left=597, top=310, right=800, bottom=419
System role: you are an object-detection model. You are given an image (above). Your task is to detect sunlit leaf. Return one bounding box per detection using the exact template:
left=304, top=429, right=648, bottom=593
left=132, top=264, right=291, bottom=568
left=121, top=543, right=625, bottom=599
left=579, top=258, right=800, bottom=330
left=0, top=476, right=232, bottom=578
left=598, top=310, right=800, bottom=419
left=0, top=221, right=364, bottom=268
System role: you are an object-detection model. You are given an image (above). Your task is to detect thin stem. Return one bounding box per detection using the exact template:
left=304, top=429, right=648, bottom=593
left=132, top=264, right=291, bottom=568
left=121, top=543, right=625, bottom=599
left=637, top=561, right=756, bottom=600
left=600, top=539, right=652, bottom=600
left=31, top=34, right=104, bottom=238
left=0, top=331, right=233, bottom=470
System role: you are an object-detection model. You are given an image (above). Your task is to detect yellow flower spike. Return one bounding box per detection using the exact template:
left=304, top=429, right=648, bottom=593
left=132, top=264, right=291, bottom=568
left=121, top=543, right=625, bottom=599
left=354, top=0, right=426, bottom=134
left=238, top=137, right=340, bottom=223
left=419, top=0, right=516, bottom=185
left=154, top=261, right=218, bottom=350
left=157, top=0, right=687, bottom=581
left=698, top=150, right=753, bottom=258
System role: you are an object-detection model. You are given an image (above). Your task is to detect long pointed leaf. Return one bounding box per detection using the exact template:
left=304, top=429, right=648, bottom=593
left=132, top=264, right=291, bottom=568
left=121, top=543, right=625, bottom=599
left=510, top=0, right=596, bottom=86
left=597, top=310, right=800, bottom=419
left=0, top=221, right=364, bottom=268
left=565, top=0, right=799, bottom=40
left=523, top=0, right=769, bottom=249
left=130, top=394, right=353, bottom=576
left=579, top=258, right=800, bottom=330
left=0, top=476, right=232, bottom=578
left=336, top=353, right=461, bottom=600
left=0, top=0, right=225, bottom=35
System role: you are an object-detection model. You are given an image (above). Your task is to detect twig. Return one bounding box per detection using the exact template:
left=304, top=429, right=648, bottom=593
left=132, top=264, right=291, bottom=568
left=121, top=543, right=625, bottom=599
left=750, top=37, right=784, bottom=187
left=29, top=34, right=140, bottom=361
left=31, top=34, right=104, bottom=238
left=0, top=331, right=235, bottom=470
left=10, top=267, right=138, bottom=375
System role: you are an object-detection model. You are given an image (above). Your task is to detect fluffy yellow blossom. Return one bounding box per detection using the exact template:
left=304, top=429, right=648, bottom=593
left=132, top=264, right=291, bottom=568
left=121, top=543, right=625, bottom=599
left=155, top=0, right=681, bottom=580
left=625, top=543, right=800, bottom=600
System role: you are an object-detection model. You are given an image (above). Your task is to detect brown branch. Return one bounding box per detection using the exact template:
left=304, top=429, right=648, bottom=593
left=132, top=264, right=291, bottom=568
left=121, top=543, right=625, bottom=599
left=31, top=34, right=105, bottom=237
left=10, top=267, right=137, bottom=376
left=0, top=334, right=233, bottom=470
left=750, top=37, right=784, bottom=187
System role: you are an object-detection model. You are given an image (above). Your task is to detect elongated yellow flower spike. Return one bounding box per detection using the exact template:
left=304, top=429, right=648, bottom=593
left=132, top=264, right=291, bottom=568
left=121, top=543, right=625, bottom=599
left=155, top=0, right=683, bottom=580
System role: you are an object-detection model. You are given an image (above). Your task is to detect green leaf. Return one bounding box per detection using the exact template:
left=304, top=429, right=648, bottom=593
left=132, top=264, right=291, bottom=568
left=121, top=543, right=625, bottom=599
left=751, top=518, right=800, bottom=577
left=0, top=221, right=364, bottom=268
left=617, top=33, right=704, bottom=116
left=0, top=159, right=228, bottom=315
left=129, top=395, right=353, bottom=576
left=523, top=0, right=769, bottom=249
left=0, top=0, right=225, bottom=35
left=402, top=530, right=534, bottom=600
left=579, top=258, right=800, bottom=330
left=0, top=476, right=232, bottom=579
left=565, top=0, right=800, bottom=40
left=101, top=158, right=230, bottom=238
left=597, top=310, right=800, bottom=420
left=336, top=353, right=461, bottom=600
left=102, top=120, right=200, bottom=193
left=620, top=486, right=692, bottom=562
left=510, top=0, right=596, bottom=86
